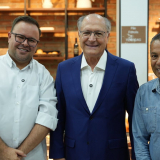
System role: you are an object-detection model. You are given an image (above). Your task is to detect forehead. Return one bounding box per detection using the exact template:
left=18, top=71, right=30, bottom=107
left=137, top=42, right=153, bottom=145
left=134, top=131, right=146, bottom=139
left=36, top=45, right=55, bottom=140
left=12, top=21, right=39, bottom=38
left=151, top=40, right=160, bottom=52
left=81, top=15, right=106, bottom=31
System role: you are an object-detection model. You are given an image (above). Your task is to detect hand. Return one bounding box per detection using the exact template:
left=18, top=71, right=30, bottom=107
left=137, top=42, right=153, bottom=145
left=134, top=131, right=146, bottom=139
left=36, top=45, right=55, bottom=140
left=54, top=159, right=65, bottom=160
left=0, top=147, right=26, bottom=160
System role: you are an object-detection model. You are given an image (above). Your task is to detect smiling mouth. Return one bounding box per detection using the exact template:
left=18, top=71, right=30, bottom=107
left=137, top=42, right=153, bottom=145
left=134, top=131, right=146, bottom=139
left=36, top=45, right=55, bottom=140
left=18, top=48, right=30, bottom=52
left=86, top=44, right=99, bottom=47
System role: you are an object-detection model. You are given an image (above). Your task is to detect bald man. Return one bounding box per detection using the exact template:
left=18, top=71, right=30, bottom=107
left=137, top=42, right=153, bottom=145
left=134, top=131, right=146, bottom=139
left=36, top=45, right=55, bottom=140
left=49, top=14, right=138, bottom=160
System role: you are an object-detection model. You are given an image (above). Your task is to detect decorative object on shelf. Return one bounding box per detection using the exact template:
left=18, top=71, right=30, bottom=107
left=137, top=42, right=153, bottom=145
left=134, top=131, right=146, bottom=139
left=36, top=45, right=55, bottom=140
left=73, top=38, right=79, bottom=57
left=34, top=49, right=60, bottom=57
left=42, top=0, right=53, bottom=8
left=76, top=0, right=95, bottom=8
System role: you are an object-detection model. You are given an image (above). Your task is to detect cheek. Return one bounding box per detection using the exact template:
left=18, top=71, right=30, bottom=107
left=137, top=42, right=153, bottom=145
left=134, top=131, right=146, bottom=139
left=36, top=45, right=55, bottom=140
left=151, top=61, right=156, bottom=69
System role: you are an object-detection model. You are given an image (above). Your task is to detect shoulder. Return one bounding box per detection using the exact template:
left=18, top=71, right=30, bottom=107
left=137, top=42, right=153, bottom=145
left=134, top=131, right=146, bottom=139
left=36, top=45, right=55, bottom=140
left=138, top=78, right=156, bottom=94
left=32, top=59, right=50, bottom=74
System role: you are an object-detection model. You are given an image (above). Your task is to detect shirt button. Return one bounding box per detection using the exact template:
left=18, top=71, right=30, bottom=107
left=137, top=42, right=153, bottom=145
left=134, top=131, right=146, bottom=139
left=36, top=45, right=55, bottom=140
left=18, top=85, right=21, bottom=88
left=89, top=84, right=93, bottom=87
left=21, top=79, right=25, bottom=82
left=146, top=108, right=148, bottom=111
left=14, top=138, right=17, bottom=141
left=16, top=102, right=19, bottom=105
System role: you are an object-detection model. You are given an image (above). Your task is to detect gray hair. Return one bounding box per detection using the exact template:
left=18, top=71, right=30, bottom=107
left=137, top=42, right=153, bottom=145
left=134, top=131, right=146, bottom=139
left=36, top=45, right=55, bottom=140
left=77, top=14, right=111, bottom=33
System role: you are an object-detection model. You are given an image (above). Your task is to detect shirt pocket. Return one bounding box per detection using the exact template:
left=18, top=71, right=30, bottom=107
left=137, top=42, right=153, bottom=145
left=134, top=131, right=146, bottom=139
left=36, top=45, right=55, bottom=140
left=26, top=85, right=39, bottom=109
left=141, top=106, right=156, bottom=133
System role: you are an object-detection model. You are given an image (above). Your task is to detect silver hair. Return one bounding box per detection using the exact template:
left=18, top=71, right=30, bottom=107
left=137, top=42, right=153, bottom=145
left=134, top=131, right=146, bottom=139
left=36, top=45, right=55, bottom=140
left=77, top=14, right=111, bottom=33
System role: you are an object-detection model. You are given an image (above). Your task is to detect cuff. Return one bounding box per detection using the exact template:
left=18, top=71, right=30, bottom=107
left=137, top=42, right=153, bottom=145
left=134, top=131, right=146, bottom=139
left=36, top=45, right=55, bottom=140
left=35, top=111, right=58, bottom=131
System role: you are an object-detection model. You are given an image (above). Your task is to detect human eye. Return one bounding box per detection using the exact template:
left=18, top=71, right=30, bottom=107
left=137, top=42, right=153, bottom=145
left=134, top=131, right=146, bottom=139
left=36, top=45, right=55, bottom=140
left=151, top=54, right=158, bottom=60
left=82, top=31, right=91, bottom=36
left=28, top=38, right=36, bottom=43
left=95, top=32, right=103, bottom=37
left=16, top=34, right=25, bottom=40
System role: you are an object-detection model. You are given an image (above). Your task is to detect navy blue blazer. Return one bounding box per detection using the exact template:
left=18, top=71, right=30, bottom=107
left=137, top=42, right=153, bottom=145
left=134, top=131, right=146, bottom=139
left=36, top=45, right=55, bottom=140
left=50, top=50, right=139, bottom=160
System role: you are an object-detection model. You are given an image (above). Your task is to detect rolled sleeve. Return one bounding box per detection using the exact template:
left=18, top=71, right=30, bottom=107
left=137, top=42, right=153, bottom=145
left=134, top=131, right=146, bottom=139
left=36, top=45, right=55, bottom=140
left=36, top=111, right=58, bottom=131
left=36, top=66, right=58, bottom=131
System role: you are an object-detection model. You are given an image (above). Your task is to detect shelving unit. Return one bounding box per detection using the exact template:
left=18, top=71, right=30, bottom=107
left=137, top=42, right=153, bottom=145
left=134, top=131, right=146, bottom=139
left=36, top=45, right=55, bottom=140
left=0, top=0, right=107, bottom=60
left=33, top=56, right=64, bottom=61
left=67, top=7, right=105, bottom=13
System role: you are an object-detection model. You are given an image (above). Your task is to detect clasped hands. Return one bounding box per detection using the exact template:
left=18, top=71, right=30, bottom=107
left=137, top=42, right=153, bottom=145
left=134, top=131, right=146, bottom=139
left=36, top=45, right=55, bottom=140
left=0, top=147, right=26, bottom=160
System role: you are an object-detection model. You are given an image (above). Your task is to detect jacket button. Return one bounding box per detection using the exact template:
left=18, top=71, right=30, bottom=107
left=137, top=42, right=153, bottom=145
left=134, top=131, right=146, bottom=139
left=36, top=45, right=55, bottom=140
left=87, top=142, right=89, bottom=145
left=90, top=116, right=93, bottom=120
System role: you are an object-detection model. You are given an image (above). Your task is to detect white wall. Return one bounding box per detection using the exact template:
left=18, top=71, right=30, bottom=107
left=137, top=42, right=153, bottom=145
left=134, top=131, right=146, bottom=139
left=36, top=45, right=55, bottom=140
left=118, top=0, right=148, bottom=86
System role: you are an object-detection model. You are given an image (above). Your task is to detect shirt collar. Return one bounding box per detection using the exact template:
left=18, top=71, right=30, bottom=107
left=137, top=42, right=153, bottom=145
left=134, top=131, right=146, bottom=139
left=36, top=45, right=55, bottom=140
left=5, top=51, right=33, bottom=69
left=81, top=50, right=107, bottom=70
left=151, top=78, right=160, bottom=93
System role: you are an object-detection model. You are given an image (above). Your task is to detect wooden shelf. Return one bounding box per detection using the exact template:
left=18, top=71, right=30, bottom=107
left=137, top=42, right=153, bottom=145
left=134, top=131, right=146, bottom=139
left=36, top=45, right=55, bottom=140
left=33, top=56, right=64, bottom=61
left=0, top=7, right=105, bottom=13
left=0, top=30, right=65, bottom=34
left=67, top=7, right=105, bottom=13
left=0, top=30, right=9, bottom=33
left=26, top=8, right=65, bottom=13
left=0, top=8, right=24, bottom=12
left=41, top=29, right=64, bottom=33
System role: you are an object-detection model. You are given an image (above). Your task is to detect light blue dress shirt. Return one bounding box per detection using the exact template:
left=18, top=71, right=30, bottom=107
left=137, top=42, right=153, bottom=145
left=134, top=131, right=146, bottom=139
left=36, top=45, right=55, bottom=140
left=132, top=78, right=160, bottom=160
left=0, top=52, right=58, bottom=160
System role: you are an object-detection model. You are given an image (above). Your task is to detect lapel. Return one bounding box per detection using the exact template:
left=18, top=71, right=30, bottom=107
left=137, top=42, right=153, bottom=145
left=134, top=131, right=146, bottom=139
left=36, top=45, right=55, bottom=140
left=71, top=54, right=91, bottom=114
left=92, top=51, right=118, bottom=114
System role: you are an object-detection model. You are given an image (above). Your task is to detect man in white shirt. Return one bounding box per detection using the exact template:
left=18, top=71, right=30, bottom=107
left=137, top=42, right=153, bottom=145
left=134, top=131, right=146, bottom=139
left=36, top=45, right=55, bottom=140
left=0, top=16, right=58, bottom=160
left=49, top=14, right=138, bottom=160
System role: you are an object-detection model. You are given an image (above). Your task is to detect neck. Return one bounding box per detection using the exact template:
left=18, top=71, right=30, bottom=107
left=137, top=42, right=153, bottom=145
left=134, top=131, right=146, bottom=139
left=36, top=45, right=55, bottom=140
left=16, top=62, right=29, bottom=70
left=9, top=54, right=30, bottom=70
left=85, top=56, right=100, bottom=71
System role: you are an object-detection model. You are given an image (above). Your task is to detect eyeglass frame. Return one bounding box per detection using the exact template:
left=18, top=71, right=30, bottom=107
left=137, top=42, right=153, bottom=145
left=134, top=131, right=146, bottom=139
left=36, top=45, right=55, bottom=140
left=10, top=32, right=39, bottom=47
left=79, top=30, right=108, bottom=39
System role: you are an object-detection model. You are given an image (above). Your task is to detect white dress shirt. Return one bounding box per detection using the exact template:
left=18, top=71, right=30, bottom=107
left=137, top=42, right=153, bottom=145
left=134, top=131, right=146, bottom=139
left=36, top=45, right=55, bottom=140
left=0, top=52, right=58, bottom=160
left=81, top=50, right=107, bottom=113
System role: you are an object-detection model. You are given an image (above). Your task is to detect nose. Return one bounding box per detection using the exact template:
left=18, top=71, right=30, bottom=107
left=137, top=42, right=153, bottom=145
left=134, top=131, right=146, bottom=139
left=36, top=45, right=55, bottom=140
left=88, top=32, right=96, bottom=41
left=22, top=39, right=29, bottom=46
left=157, top=57, right=160, bottom=65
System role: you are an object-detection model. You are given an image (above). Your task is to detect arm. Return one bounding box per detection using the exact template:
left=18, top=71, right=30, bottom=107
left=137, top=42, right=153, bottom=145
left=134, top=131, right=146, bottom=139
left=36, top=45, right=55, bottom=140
left=19, top=67, right=58, bottom=155
left=18, top=124, right=49, bottom=154
left=125, top=63, right=139, bottom=160
left=49, top=65, right=66, bottom=159
left=0, top=138, right=26, bottom=160
left=132, top=89, right=151, bottom=160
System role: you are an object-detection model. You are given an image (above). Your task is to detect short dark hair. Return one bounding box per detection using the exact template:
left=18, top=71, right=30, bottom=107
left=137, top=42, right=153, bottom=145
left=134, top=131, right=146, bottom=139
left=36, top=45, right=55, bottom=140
left=150, top=33, right=160, bottom=53
left=11, top=15, right=41, bottom=37
left=150, top=33, right=160, bottom=46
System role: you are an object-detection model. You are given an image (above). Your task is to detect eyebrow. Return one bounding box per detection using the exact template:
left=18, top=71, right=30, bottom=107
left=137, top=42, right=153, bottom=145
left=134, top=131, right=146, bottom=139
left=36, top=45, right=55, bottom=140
left=151, top=52, right=157, bottom=54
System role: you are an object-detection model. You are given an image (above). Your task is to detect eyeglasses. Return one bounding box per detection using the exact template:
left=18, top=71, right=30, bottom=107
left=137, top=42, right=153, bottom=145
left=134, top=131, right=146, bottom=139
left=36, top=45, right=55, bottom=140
left=79, top=30, right=107, bottom=39
left=11, top=32, right=39, bottom=47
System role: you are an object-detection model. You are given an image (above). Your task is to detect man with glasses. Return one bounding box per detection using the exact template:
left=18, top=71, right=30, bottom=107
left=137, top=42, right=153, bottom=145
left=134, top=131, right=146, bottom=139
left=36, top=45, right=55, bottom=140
left=0, top=16, right=58, bottom=160
left=50, top=14, right=138, bottom=160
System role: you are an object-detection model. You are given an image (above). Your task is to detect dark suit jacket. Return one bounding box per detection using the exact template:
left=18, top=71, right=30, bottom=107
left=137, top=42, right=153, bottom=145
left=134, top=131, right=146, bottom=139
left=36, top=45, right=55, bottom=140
left=49, top=50, right=139, bottom=160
